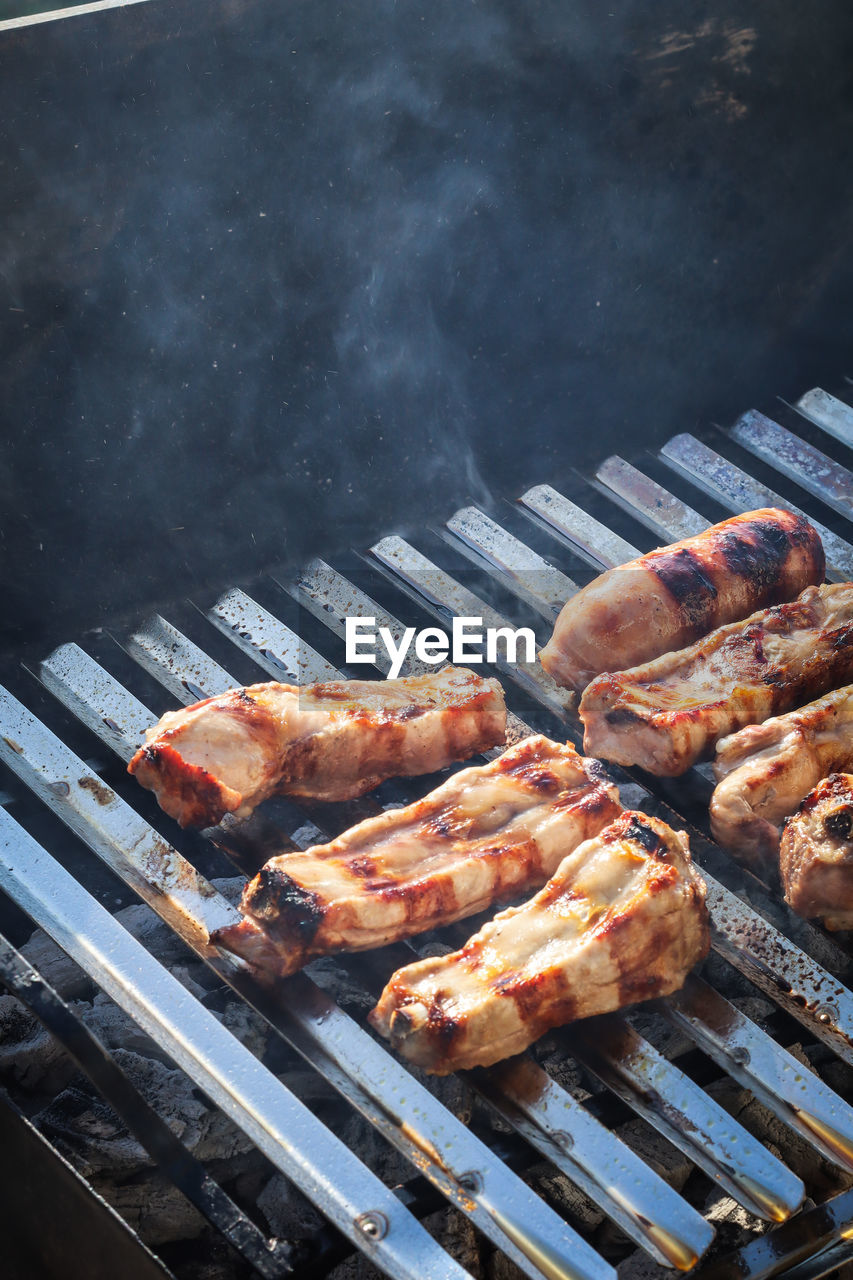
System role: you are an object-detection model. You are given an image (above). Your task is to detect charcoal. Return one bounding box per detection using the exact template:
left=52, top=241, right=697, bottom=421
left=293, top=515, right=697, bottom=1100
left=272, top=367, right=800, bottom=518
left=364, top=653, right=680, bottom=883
left=256, top=1172, right=327, bottom=1241
left=820, top=1057, right=853, bottom=1099
left=425, top=1209, right=484, bottom=1279
left=613, top=1118, right=693, bottom=1191
left=617, top=1251, right=670, bottom=1279
left=701, top=1186, right=763, bottom=1259
left=33, top=1048, right=257, bottom=1177
left=327, top=1255, right=385, bottom=1280
left=627, top=1009, right=694, bottom=1060
left=110, top=1172, right=208, bottom=1244
left=731, top=994, right=776, bottom=1027
left=703, top=1074, right=752, bottom=1119
left=79, top=991, right=180, bottom=1064
left=305, top=955, right=377, bottom=1014
left=486, top=1247, right=525, bottom=1280
left=535, top=1044, right=585, bottom=1096
left=336, top=1108, right=416, bottom=1187
left=218, top=996, right=271, bottom=1062
left=535, top=1168, right=605, bottom=1232
left=0, top=993, right=74, bottom=1095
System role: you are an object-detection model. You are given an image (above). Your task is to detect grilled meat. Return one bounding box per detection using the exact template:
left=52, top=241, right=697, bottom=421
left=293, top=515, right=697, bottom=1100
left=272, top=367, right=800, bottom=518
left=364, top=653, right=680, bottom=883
left=370, top=811, right=709, bottom=1074
left=212, top=737, right=622, bottom=977
left=579, top=584, right=853, bottom=777
left=128, top=666, right=506, bottom=828
left=710, top=686, right=853, bottom=870
left=540, top=508, right=823, bottom=693
left=780, top=773, right=853, bottom=930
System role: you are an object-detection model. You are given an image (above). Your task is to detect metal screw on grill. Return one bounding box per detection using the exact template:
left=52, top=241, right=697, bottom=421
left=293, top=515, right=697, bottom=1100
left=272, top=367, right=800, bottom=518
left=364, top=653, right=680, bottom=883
left=816, top=1002, right=840, bottom=1025
left=731, top=1046, right=751, bottom=1067
left=459, top=1170, right=483, bottom=1194
left=553, top=1130, right=575, bottom=1151
left=355, top=1211, right=389, bottom=1241
left=48, top=780, right=70, bottom=797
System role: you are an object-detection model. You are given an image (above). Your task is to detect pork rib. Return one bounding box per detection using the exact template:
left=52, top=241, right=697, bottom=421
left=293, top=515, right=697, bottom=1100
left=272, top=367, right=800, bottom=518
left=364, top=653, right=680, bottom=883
left=370, top=811, right=709, bottom=1074
left=128, top=666, right=506, bottom=828
left=579, top=584, right=853, bottom=777
left=780, top=773, right=853, bottom=930
left=710, top=685, right=853, bottom=870
left=540, top=508, right=824, bottom=693
left=212, top=736, right=622, bottom=977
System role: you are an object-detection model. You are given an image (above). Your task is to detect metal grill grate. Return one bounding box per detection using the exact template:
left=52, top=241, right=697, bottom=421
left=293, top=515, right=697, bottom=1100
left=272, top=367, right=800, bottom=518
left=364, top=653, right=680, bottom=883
left=2, top=386, right=853, bottom=1279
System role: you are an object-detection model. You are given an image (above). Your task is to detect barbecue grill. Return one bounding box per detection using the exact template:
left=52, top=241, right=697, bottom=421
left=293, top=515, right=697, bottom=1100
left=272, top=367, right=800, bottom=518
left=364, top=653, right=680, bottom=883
left=3, top=383, right=853, bottom=1280
left=4, top=2, right=853, bottom=1278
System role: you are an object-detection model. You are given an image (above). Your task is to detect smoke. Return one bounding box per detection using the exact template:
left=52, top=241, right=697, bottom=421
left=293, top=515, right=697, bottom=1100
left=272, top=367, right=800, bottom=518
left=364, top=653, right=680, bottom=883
left=2, top=0, right=853, bottom=650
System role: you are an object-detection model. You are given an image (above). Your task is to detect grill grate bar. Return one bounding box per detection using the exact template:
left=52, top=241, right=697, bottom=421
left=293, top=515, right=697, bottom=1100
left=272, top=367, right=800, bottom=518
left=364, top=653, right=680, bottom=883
left=125, top=614, right=235, bottom=700
left=371, top=535, right=572, bottom=719
left=371, top=530, right=853, bottom=1069
left=124, top=591, right=714, bottom=1267
left=730, top=411, right=853, bottom=523
left=794, top=387, right=853, bottom=449
left=286, top=559, right=433, bottom=675
left=38, top=640, right=155, bottom=763
left=0, top=810, right=467, bottom=1280
left=567, top=1016, right=803, bottom=1222
left=660, top=974, right=853, bottom=1172
left=470, top=1057, right=715, bottom=1269
left=594, top=456, right=709, bottom=543
left=209, top=588, right=339, bottom=684
left=519, top=484, right=641, bottom=569
left=658, top=433, right=853, bottom=580
left=704, top=886, right=853, bottom=1068
left=443, top=507, right=576, bottom=620
left=18, top=654, right=614, bottom=1280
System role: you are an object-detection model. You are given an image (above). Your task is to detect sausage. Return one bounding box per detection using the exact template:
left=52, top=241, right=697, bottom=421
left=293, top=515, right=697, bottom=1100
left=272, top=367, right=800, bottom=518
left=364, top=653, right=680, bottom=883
left=539, top=508, right=825, bottom=693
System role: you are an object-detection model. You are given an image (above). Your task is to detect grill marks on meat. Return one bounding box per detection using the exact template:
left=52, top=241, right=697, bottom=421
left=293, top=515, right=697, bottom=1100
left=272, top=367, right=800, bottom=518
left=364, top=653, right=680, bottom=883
left=710, top=686, right=853, bottom=870
left=127, top=666, right=506, bottom=828
left=369, top=811, right=709, bottom=1074
left=579, top=584, right=853, bottom=777
left=539, top=508, right=823, bottom=693
left=212, top=737, right=622, bottom=978
left=780, top=773, right=853, bottom=930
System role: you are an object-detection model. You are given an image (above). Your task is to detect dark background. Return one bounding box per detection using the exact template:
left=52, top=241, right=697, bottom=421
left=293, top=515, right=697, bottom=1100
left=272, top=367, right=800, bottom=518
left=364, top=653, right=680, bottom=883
left=1, top=0, right=853, bottom=653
